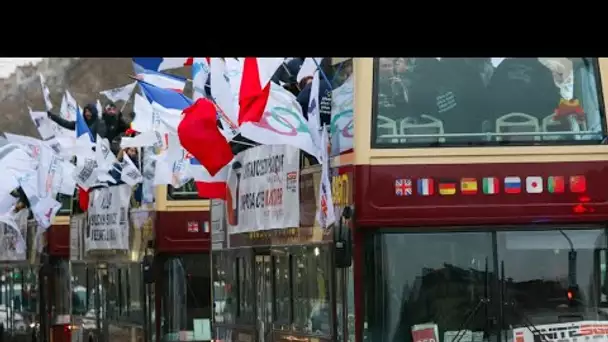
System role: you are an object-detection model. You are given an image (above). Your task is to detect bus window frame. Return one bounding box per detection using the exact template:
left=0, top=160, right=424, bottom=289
left=166, top=180, right=201, bottom=201
left=370, top=58, right=608, bottom=149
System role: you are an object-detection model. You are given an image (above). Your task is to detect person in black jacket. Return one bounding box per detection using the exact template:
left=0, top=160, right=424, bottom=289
left=47, top=103, right=105, bottom=140
left=102, top=102, right=130, bottom=144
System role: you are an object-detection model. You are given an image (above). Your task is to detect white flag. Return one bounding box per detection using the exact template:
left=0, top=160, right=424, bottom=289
left=297, top=57, right=322, bottom=83
left=29, top=108, right=56, bottom=140
left=131, top=93, right=153, bottom=132
left=56, top=91, right=80, bottom=143
left=95, top=135, right=116, bottom=171
left=39, top=74, right=53, bottom=111
left=130, top=93, right=180, bottom=134
left=210, top=58, right=238, bottom=140
left=315, top=127, right=336, bottom=229
left=120, top=131, right=163, bottom=149
left=240, top=83, right=318, bottom=158
left=192, top=57, right=211, bottom=101
left=99, top=81, right=137, bottom=103
left=153, top=133, right=191, bottom=187
left=36, top=145, right=75, bottom=197
left=120, top=154, right=143, bottom=186
left=31, top=196, right=61, bottom=230
left=60, top=91, right=79, bottom=122
left=307, top=69, right=322, bottom=151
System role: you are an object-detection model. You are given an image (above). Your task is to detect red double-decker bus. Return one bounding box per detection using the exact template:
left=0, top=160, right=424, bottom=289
left=211, top=57, right=608, bottom=342
left=353, top=57, right=608, bottom=342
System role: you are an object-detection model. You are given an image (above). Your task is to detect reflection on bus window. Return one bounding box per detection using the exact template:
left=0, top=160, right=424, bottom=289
left=213, top=252, right=236, bottom=324
left=292, top=245, right=331, bottom=335
left=167, top=180, right=202, bottom=200
left=161, top=254, right=211, bottom=339
left=337, top=265, right=355, bottom=342
left=273, top=250, right=291, bottom=327
left=373, top=57, right=604, bottom=146
left=366, top=232, right=495, bottom=342
left=497, top=229, right=606, bottom=332
left=330, top=60, right=354, bottom=157
left=237, top=257, right=254, bottom=322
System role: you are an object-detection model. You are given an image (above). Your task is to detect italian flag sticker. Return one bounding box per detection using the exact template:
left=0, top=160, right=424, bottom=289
left=483, top=177, right=499, bottom=194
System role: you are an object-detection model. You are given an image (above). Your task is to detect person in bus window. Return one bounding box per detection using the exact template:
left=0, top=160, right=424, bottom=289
left=377, top=58, right=408, bottom=121
left=405, top=58, right=490, bottom=139
left=486, top=58, right=561, bottom=133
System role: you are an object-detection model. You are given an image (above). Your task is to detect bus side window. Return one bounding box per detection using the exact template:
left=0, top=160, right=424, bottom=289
left=272, top=249, right=291, bottom=329
left=600, top=250, right=607, bottom=302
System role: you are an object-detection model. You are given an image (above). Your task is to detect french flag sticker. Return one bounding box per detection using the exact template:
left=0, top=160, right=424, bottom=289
left=504, top=176, right=521, bottom=194
left=417, top=178, right=434, bottom=196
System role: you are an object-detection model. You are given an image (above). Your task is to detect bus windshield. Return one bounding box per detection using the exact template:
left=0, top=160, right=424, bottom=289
left=364, top=227, right=608, bottom=342
left=373, top=58, right=605, bottom=147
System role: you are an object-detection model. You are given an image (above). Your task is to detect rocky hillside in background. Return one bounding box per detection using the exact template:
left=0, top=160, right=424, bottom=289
left=0, top=58, right=192, bottom=138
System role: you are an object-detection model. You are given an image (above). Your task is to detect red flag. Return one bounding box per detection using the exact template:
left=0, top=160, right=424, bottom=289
left=78, top=187, right=89, bottom=212
left=178, top=98, right=233, bottom=176
left=238, top=58, right=273, bottom=125
left=195, top=181, right=227, bottom=200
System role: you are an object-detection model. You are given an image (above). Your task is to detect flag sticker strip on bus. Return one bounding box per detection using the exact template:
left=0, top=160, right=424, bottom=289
left=394, top=175, right=587, bottom=197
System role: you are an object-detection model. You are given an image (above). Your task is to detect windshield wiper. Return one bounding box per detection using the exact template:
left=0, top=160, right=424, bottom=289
left=500, top=261, right=549, bottom=342
left=450, top=257, right=491, bottom=342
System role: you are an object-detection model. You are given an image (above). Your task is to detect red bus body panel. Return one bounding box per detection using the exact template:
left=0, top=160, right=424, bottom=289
left=155, top=210, right=210, bottom=253
left=47, top=223, right=70, bottom=258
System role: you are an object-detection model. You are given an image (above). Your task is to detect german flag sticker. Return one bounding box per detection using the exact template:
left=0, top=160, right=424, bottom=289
left=439, top=180, right=457, bottom=196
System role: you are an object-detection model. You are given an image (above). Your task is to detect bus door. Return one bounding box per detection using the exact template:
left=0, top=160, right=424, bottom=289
left=254, top=254, right=273, bottom=342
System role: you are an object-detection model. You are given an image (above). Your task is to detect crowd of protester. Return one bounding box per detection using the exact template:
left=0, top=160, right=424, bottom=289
left=9, top=57, right=355, bottom=211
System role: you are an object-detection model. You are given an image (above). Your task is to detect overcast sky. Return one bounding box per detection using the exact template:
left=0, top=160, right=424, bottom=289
left=0, top=58, right=42, bottom=78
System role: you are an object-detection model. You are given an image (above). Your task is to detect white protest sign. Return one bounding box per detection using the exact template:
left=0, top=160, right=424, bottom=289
left=32, top=196, right=62, bottom=230
left=120, top=154, right=143, bottom=186
left=73, top=157, right=99, bottom=190
left=86, top=184, right=131, bottom=251
left=226, top=144, right=300, bottom=235
left=0, top=209, right=28, bottom=261
left=29, top=108, right=56, bottom=140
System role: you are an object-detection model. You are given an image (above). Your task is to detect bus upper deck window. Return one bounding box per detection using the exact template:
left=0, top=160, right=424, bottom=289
left=373, top=57, right=605, bottom=147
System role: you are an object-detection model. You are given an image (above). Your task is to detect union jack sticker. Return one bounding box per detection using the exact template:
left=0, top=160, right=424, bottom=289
left=395, top=179, right=412, bottom=196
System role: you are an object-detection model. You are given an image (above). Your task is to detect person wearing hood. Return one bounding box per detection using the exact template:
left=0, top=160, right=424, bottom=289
left=272, top=58, right=304, bottom=96
left=47, top=103, right=106, bottom=140
left=102, top=102, right=130, bottom=144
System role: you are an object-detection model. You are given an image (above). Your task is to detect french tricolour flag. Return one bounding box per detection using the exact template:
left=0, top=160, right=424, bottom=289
left=134, top=69, right=187, bottom=93
left=417, top=178, right=434, bottom=196
left=138, top=80, right=192, bottom=109
left=133, top=57, right=193, bottom=72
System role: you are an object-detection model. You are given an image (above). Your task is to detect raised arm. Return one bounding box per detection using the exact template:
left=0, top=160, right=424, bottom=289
left=47, top=111, right=76, bottom=130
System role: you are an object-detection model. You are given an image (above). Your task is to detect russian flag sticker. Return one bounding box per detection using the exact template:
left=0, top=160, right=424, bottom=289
left=504, top=176, right=521, bottom=194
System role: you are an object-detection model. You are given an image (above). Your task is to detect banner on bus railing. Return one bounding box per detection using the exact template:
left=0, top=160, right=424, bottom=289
left=226, top=144, right=300, bottom=235
left=70, top=213, right=86, bottom=260
left=86, top=184, right=131, bottom=251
